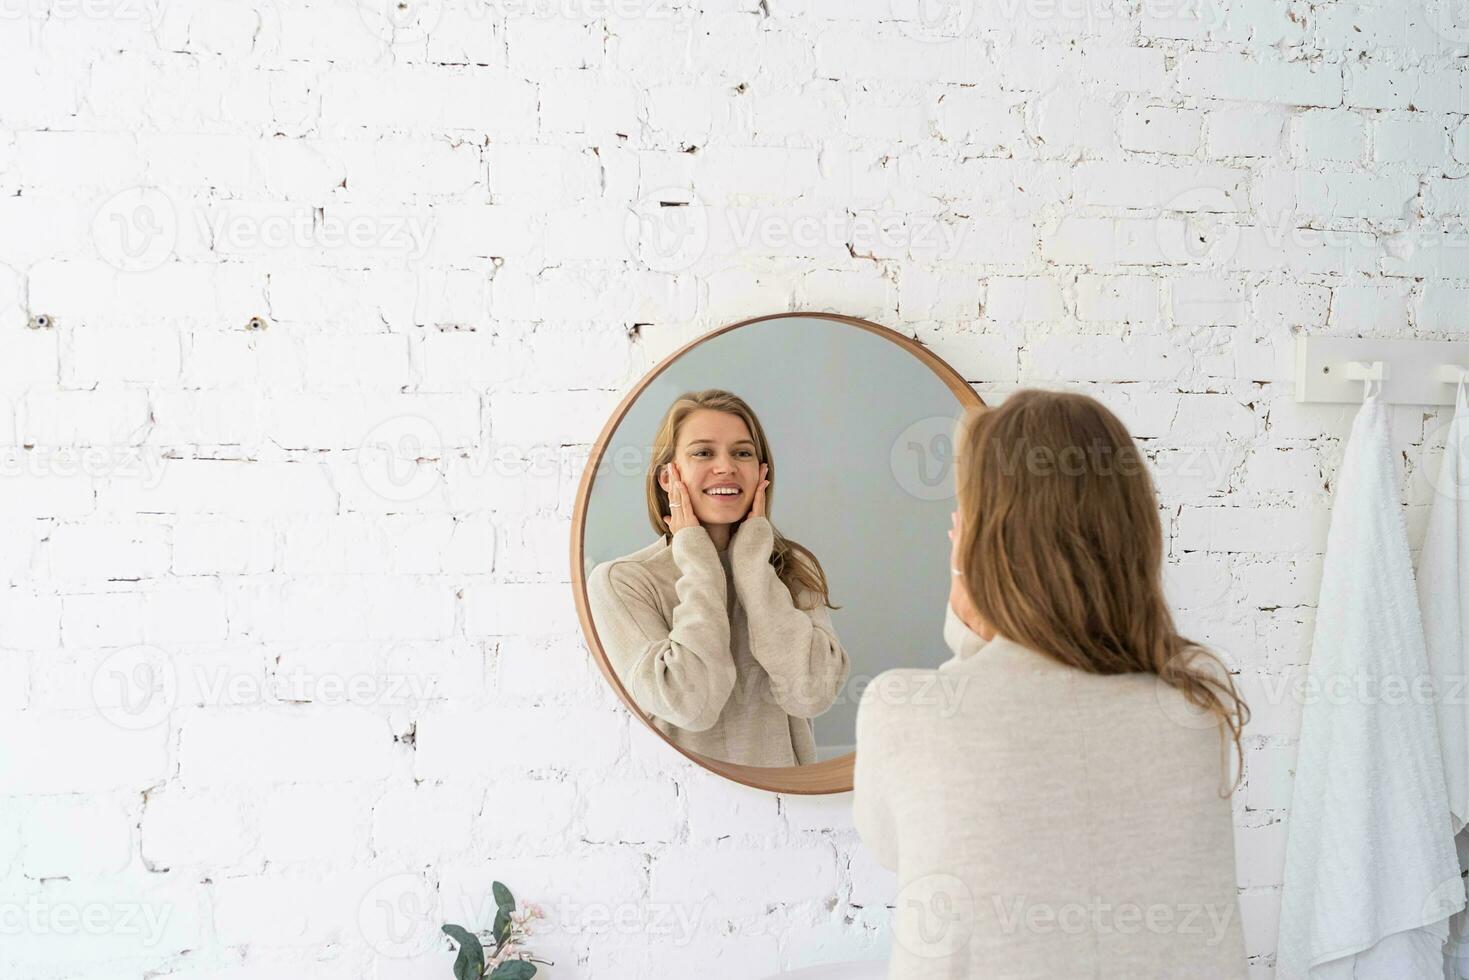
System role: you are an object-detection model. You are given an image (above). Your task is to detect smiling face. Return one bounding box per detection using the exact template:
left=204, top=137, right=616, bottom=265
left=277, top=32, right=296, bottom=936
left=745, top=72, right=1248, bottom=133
left=661, top=408, right=762, bottom=526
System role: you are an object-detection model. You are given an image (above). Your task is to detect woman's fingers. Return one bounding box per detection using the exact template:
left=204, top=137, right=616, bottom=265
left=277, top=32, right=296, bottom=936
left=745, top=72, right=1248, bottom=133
left=664, top=463, right=683, bottom=532
left=666, top=462, right=695, bottom=532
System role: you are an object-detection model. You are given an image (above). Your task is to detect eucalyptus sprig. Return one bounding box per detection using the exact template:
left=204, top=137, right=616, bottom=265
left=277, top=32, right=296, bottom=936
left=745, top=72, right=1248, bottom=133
left=441, top=881, right=551, bottom=980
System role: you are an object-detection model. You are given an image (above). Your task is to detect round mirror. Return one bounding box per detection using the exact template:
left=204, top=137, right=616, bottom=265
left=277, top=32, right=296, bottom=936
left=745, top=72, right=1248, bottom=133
left=571, top=313, right=985, bottom=793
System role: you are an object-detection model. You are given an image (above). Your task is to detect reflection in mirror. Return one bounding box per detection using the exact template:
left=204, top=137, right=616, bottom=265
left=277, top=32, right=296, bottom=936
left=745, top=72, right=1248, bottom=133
left=580, top=314, right=970, bottom=771
left=587, top=389, right=850, bottom=768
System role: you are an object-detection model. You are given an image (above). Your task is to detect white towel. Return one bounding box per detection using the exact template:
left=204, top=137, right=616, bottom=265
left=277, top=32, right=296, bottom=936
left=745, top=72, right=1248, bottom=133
left=1419, top=378, right=1469, bottom=980
left=1422, top=379, right=1469, bottom=833
left=1276, top=385, right=1465, bottom=980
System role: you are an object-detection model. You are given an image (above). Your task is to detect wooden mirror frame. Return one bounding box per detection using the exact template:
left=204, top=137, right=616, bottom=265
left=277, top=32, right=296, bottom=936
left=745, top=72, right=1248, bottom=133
left=569, top=312, right=986, bottom=794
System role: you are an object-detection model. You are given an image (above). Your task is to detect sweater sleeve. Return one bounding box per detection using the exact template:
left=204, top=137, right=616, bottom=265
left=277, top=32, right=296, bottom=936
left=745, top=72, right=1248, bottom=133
left=585, top=527, right=738, bottom=733
left=853, top=677, right=898, bottom=870
left=728, top=516, right=850, bottom=719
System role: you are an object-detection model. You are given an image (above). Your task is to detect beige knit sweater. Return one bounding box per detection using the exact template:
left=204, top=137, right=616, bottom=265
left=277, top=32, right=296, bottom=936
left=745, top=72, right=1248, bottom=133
left=854, top=604, right=1248, bottom=979
left=586, top=515, right=850, bottom=767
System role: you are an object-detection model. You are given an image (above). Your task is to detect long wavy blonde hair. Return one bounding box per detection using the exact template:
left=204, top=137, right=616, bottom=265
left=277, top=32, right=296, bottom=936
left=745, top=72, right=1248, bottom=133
left=952, top=389, right=1249, bottom=796
left=646, top=389, right=837, bottom=611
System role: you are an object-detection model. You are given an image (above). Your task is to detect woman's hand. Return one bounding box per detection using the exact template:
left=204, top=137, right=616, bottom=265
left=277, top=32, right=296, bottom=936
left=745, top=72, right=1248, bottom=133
left=662, top=461, right=701, bottom=534
left=748, top=463, right=770, bottom=519
left=948, top=509, right=986, bottom=636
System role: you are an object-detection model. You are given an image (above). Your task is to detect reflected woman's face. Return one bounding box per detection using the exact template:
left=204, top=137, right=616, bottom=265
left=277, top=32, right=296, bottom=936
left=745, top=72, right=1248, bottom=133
left=661, top=409, right=762, bottom=526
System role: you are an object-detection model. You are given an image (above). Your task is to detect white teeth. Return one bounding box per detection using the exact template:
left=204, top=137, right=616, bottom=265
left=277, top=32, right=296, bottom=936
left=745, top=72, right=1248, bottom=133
left=705, top=487, right=740, bottom=495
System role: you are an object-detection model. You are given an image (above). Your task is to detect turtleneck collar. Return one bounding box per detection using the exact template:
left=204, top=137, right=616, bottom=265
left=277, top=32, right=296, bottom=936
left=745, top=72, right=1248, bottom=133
left=943, top=600, right=991, bottom=663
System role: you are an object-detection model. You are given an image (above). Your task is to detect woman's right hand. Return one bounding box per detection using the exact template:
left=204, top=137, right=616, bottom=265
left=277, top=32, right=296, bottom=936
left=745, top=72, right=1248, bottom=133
left=662, top=461, right=701, bottom=535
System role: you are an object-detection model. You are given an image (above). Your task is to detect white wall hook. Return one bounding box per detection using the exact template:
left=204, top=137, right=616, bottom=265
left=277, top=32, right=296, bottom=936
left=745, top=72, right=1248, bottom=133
left=1441, top=365, right=1468, bottom=385
left=1343, top=360, right=1388, bottom=382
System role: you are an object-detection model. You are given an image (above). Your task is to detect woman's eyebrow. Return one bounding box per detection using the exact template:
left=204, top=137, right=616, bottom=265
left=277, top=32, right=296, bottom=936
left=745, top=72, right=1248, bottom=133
left=686, top=438, right=756, bottom=448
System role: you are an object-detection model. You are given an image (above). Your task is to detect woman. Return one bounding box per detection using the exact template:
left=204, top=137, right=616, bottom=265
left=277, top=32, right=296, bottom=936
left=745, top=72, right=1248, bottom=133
left=587, top=388, right=850, bottom=768
left=854, top=389, right=1250, bottom=978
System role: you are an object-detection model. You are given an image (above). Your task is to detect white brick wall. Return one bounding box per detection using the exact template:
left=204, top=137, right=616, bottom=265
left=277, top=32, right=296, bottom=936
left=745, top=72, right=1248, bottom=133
left=0, top=1, right=1465, bottom=978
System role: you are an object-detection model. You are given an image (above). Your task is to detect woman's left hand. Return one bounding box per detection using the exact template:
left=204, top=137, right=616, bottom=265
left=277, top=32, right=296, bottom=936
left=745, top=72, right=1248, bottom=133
left=748, top=463, right=770, bottom=519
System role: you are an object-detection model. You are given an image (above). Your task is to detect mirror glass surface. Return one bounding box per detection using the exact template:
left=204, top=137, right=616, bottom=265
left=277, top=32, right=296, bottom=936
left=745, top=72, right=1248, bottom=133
left=580, top=314, right=971, bottom=770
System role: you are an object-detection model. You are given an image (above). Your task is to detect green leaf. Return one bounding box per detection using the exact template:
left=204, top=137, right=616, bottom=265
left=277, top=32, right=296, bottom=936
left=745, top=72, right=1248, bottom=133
left=441, top=924, right=485, bottom=980
left=489, top=961, right=536, bottom=980
left=492, top=881, right=515, bottom=912
left=493, top=908, right=510, bottom=947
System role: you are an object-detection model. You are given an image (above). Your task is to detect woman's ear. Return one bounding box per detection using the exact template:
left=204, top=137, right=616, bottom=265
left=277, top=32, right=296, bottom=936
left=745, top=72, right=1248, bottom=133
left=656, top=462, right=670, bottom=492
